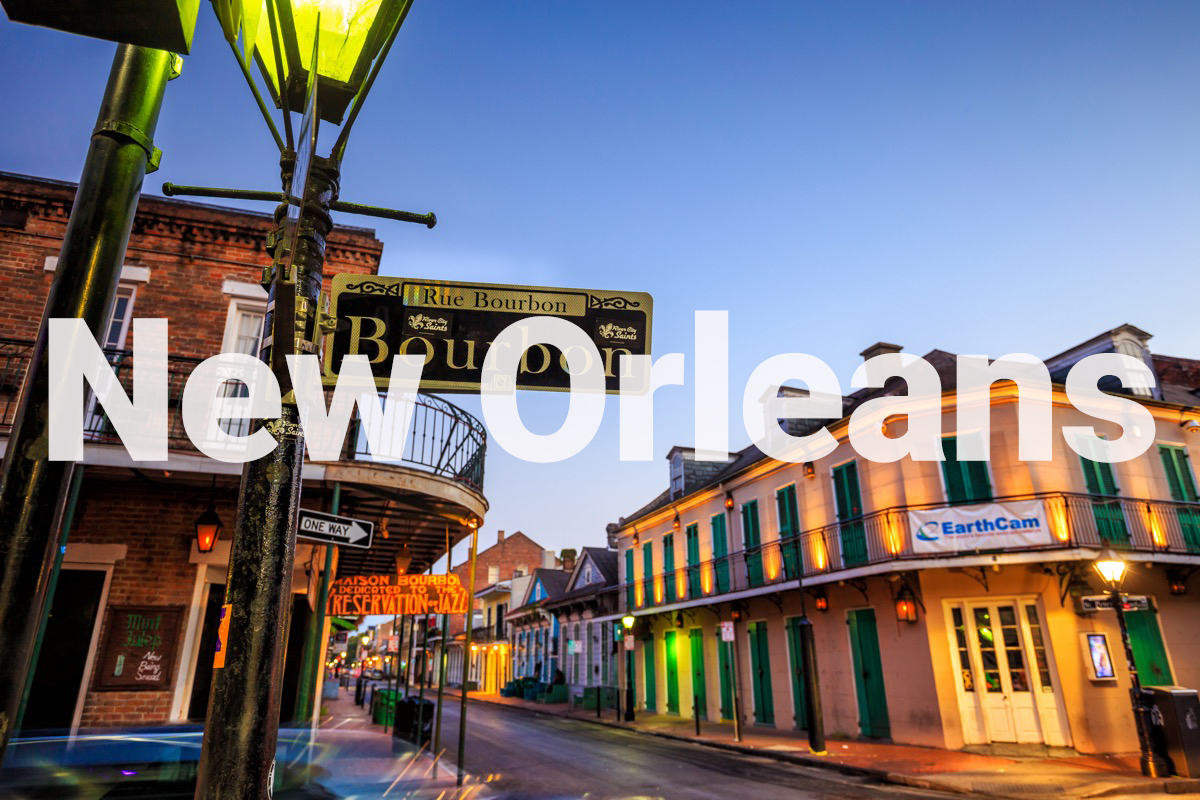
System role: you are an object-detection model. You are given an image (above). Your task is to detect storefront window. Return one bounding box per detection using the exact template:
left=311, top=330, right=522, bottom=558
left=951, top=607, right=973, bottom=692
left=972, top=608, right=1002, bottom=692
left=998, top=606, right=1029, bottom=691
left=1024, top=605, right=1054, bottom=692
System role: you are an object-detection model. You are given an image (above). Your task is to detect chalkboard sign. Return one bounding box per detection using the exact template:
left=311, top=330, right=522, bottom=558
left=94, top=606, right=184, bottom=691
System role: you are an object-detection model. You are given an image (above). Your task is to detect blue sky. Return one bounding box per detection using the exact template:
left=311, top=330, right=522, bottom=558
left=2, top=1, right=1198, bottom=567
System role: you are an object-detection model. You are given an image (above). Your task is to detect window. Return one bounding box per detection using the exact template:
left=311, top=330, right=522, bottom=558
left=642, top=542, right=654, bottom=605
left=1078, top=438, right=1129, bottom=545
left=103, top=285, right=136, bottom=349
left=684, top=524, right=701, bottom=598
left=487, top=565, right=500, bottom=584
left=775, top=484, right=802, bottom=578
left=1159, top=445, right=1200, bottom=551
left=941, top=436, right=992, bottom=505
left=218, top=301, right=266, bottom=439
left=625, top=549, right=636, bottom=608
left=742, top=500, right=763, bottom=587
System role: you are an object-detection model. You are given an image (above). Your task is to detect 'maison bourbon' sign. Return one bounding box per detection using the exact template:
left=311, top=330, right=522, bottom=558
left=326, top=574, right=469, bottom=616
left=323, top=275, right=653, bottom=394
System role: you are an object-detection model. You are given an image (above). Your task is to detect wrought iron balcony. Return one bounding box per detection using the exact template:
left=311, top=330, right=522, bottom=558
left=620, top=491, right=1200, bottom=613
left=0, top=338, right=486, bottom=491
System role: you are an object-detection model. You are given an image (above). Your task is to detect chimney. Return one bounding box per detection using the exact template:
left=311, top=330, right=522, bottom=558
left=560, top=548, right=577, bottom=572
left=497, top=530, right=506, bottom=545
left=860, top=342, right=902, bottom=361
left=542, top=549, right=557, bottom=569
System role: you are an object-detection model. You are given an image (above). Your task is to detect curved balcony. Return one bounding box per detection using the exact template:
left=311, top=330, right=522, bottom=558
left=620, top=491, right=1200, bottom=614
left=0, top=338, right=488, bottom=574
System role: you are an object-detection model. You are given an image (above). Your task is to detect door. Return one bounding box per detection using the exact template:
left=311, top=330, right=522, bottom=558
left=21, top=569, right=107, bottom=731
left=712, top=514, right=731, bottom=594
left=690, top=629, right=708, bottom=720
left=1080, top=454, right=1129, bottom=545
left=748, top=621, right=774, bottom=725
left=643, top=637, right=657, bottom=711
left=662, top=534, right=677, bottom=603
left=847, top=608, right=890, bottom=738
left=964, top=603, right=1042, bottom=743
left=833, top=462, right=868, bottom=567
left=1160, top=445, right=1200, bottom=552
left=786, top=617, right=809, bottom=731
left=776, top=485, right=802, bottom=579
left=718, top=637, right=734, bottom=720
left=665, top=631, right=680, bottom=713
left=685, top=524, right=702, bottom=599
left=742, top=501, right=764, bottom=588
left=1125, top=608, right=1173, bottom=686
left=188, top=583, right=227, bottom=719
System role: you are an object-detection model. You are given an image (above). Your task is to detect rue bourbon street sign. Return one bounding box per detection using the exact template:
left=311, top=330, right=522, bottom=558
left=326, top=574, right=470, bottom=616
left=322, top=275, right=653, bottom=394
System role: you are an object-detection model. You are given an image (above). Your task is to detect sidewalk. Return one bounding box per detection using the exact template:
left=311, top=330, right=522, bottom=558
left=452, top=689, right=1200, bottom=799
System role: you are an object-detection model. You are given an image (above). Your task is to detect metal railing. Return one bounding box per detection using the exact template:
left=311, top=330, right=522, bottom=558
left=0, top=338, right=487, bottom=491
left=619, top=491, right=1200, bottom=612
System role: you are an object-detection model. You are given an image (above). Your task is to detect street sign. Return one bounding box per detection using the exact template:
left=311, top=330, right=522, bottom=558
left=322, top=275, right=653, bottom=394
left=719, top=621, right=735, bottom=642
left=297, top=509, right=374, bottom=549
left=624, top=635, right=635, bottom=651
left=1079, top=594, right=1151, bottom=613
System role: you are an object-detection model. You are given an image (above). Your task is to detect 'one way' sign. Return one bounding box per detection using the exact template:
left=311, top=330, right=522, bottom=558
left=297, top=509, right=374, bottom=550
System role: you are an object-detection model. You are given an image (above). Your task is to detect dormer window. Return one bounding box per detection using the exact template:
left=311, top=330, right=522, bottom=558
left=670, top=452, right=685, bottom=499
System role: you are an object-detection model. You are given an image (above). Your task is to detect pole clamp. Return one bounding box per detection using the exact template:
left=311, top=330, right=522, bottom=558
left=93, top=119, right=162, bottom=173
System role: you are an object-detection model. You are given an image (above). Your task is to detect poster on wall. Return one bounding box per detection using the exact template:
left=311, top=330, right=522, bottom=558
left=908, top=499, right=1053, bottom=554
left=93, top=606, right=184, bottom=691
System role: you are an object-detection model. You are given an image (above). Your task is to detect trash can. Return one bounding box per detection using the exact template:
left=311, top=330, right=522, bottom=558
left=392, top=697, right=417, bottom=753
left=412, top=698, right=435, bottom=746
left=1142, top=686, right=1200, bottom=777
left=354, top=676, right=366, bottom=707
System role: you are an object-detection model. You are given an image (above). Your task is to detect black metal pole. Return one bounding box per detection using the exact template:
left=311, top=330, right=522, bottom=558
left=793, top=542, right=826, bottom=755
left=624, top=642, right=635, bottom=722
left=194, top=154, right=340, bottom=799
left=432, top=546, right=453, bottom=778
left=383, top=613, right=398, bottom=734
left=1110, top=586, right=1169, bottom=777
left=456, top=524, right=480, bottom=788
left=0, top=44, right=174, bottom=767
left=730, top=632, right=743, bottom=743
left=415, top=610, right=429, bottom=744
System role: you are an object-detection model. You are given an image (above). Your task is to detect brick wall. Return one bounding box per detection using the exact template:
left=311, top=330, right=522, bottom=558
left=0, top=171, right=382, bottom=355
left=446, top=531, right=548, bottom=637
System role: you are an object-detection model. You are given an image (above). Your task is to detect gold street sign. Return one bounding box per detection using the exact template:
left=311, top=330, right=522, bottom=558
left=322, top=275, right=653, bottom=394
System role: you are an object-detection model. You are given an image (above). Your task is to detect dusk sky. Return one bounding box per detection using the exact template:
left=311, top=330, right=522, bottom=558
left=2, top=1, right=1197, bottom=567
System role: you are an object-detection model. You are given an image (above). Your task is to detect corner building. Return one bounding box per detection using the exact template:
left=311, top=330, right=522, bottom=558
left=613, top=328, right=1200, bottom=755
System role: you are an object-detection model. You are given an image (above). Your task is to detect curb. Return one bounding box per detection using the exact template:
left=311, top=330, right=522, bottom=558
left=460, top=694, right=1200, bottom=799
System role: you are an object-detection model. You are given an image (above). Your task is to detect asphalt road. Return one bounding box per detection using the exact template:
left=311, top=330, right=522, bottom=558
left=433, top=699, right=968, bottom=800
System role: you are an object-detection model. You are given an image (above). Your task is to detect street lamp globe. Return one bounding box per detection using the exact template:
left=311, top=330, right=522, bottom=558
left=245, top=0, right=409, bottom=124
left=1094, top=549, right=1127, bottom=587
left=621, top=615, right=635, bottom=630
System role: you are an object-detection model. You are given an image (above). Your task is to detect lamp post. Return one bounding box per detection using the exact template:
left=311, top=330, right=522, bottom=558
left=1093, top=549, right=1169, bottom=777
left=622, top=615, right=635, bottom=722
left=192, top=2, right=423, bottom=797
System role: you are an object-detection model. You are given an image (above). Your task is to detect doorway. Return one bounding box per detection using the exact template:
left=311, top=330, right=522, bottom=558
left=948, top=599, right=1070, bottom=746
left=847, top=608, right=889, bottom=738
left=21, top=569, right=108, bottom=731
left=748, top=620, right=774, bottom=725
left=690, top=629, right=708, bottom=720
left=187, top=583, right=226, bottom=720
left=664, top=631, right=680, bottom=713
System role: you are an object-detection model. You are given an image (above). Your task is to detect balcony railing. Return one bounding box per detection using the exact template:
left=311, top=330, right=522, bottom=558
left=0, top=338, right=486, bottom=491
left=620, top=491, right=1200, bottom=612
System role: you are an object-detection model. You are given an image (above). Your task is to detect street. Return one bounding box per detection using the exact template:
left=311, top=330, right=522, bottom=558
left=436, top=699, right=962, bottom=800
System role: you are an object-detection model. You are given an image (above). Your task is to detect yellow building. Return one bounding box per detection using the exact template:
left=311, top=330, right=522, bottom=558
left=614, top=326, right=1200, bottom=755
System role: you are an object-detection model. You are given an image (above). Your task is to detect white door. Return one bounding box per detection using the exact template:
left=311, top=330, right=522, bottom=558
left=966, top=603, right=1042, bottom=744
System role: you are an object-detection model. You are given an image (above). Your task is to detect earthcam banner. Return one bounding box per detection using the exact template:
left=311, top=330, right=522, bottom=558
left=326, top=574, right=470, bottom=616
left=322, top=275, right=653, bottom=394
left=908, top=499, right=1052, bottom=554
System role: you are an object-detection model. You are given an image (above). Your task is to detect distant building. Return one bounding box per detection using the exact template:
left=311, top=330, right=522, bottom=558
left=543, top=547, right=620, bottom=705
left=508, top=568, right=572, bottom=686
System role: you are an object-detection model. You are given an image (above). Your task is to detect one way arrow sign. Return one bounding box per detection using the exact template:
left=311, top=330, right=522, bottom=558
left=297, top=509, right=374, bottom=550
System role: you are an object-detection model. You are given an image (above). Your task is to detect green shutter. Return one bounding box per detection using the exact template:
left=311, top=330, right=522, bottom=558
left=712, top=514, right=730, bottom=594
left=685, top=524, right=702, bottom=598
left=833, top=462, right=867, bottom=566
left=625, top=549, right=635, bottom=608
left=643, top=542, right=654, bottom=605
left=776, top=485, right=801, bottom=579
left=662, top=534, right=676, bottom=603
left=1160, top=446, right=1199, bottom=503
left=743, top=501, right=764, bottom=588
left=942, top=436, right=992, bottom=505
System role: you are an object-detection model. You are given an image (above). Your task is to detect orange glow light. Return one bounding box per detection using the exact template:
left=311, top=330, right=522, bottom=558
left=811, top=536, right=828, bottom=571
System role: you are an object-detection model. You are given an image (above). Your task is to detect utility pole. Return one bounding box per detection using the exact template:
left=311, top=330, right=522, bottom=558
left=195, top=153, right=340, bottom=799
left=0, top=44, right=175, bottom=767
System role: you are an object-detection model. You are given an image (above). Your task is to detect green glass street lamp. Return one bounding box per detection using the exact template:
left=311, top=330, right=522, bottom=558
left=188, top=2, right=431, bottom=797
left=1092, top=549, right=1170, bottom=777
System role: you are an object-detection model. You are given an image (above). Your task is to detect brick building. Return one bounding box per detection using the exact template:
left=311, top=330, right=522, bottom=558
left=0, top=172, right=489, bottom=731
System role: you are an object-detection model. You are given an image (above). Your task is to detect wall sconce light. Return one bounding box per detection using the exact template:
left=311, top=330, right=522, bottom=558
left=803, top=462, right=815, bottom=479
left=632, top=529, right=640, bottom=546
left=724, top=493, right=734, bottom=509
left=1181, top=419, right=1200, bottom=435
left=394, top=543, right=412, bottom=575
left=675, top=612, right=685, bottom=628
left=1168, top=568, right=1191, bottom=595
left=673, top=513, right=681, bottom=531
left=194, top=475, right=222, bottom=553
left=812, top=588, right=828, bottom=612
left=895, top=584, right=918, bottom=623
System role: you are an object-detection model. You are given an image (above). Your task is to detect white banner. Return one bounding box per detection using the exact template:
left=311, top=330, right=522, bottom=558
left=909, top=500, right=1052, bottom=554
